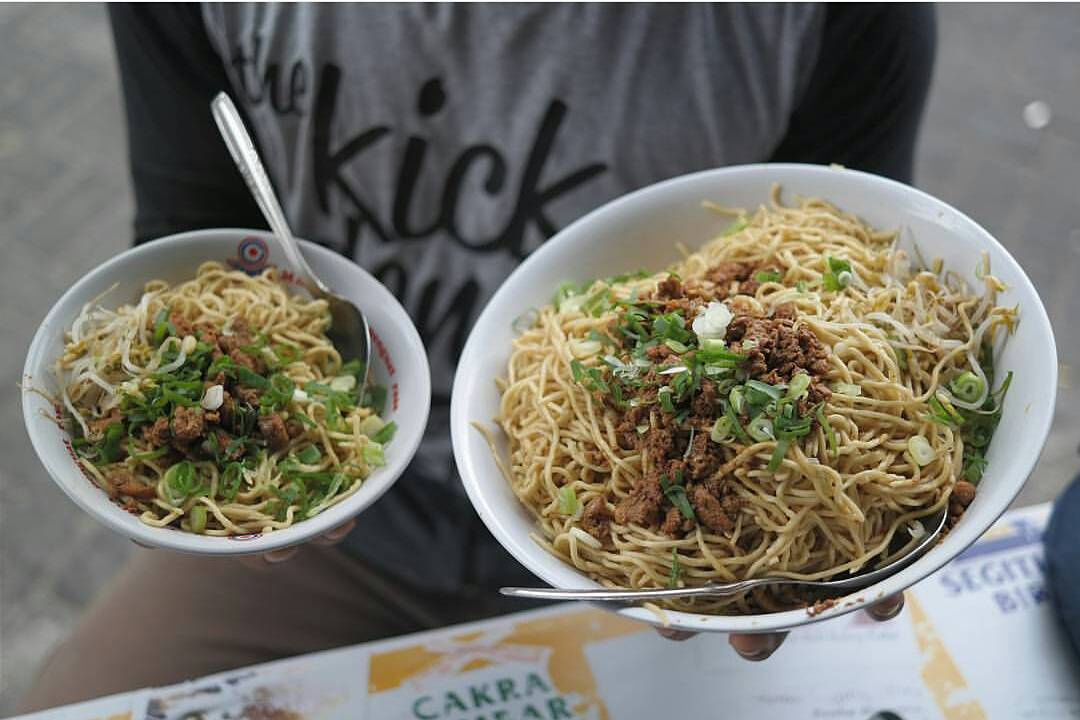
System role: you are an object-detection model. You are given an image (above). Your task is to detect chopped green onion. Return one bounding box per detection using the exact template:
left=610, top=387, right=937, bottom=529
left=659, top=475, right=696, bottom=522
left=962, top=449, right=989, bottom=483
left=273, top=343, right=302, bottom=365
left=512, top=308, right=539, bottom=333
left=745, top=380, right=784, bottom=401
left=747, top=416, right=775, bottom=442
left=827, top=256, right=852, bottom=274
left=664, top=339, right=689, bottom=354
left=235, top=366, right=268, bottom=389
left=558, top=485, right=579, bottom=517
left=658, top=388, right=676, bottom=414
left=722, top=217, right=747, bottom=236
left=362, top=443, right=385, bottom=467
left=130, top=446, right=169, bottom=461
left=697, top=338, right=746, bottom=366
left=710, top=416, right=733, bottom=443
left=815, top=405, right=837, bottom=458
left=99, top=423, right=125, bottom=464
left=372, top=420, right=397, bottom=445
left=950, top=371, right=985, bottom=403
left=724, top=401, right=750, bottom=443
left=787, top=372, right=811, bottom=400
left=728, top=386, right=746, bottom=415
left=832, top=382, right=862, bottom=397
left=220, top=462, right=245, bottom=501
left=773, top=411, right=812, bottom=439
left=163, top=460, right=200, bottom=502
left=297, top=445, right=322, bottom=464
left=667, top=548, right=682, bottom=589
left=796, top=280, right=808, bottom=293
left=767, top=437, right=790, bottom=472
left=188, top=504, right=208, bottom=534
left=908, top=436, right=936, bottom=466
left=754, top=270, right=782, bottom=283
left=554, top=281, right=584, bottom=310
left=152, top=308, right=171, bottom=346
left=823, top=256, right=853, bottom=291
left=927, top=391, right=964, bottom=427
left=569, top=339, right=603, bottom=358
left=239, top=333, right=268, bottom=356
left=329, top=374, right=358, bottom=393
left=340, top=359, right=366, bottom=377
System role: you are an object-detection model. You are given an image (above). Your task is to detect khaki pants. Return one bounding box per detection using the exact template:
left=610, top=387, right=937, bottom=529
left=17, top=544, right=528, bottom=713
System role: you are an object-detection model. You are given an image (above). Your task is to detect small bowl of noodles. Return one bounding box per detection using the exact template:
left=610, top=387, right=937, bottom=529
left=22, top=229, right=430, bottom=555
left=451, top=164, right=1057, bottom=633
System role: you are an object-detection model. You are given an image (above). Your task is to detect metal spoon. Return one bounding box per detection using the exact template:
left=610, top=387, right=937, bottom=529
left=501, top=508, right=947, bottom=602
left=210, top=92, right=371, bottom=391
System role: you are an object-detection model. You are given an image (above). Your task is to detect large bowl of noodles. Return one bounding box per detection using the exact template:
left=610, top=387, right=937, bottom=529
left=450, top=164, right=1056, bottom=633
left=23, top=229, right=430, bottom=556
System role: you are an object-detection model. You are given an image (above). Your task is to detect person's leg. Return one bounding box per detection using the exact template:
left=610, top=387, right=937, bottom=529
left=16, top=543, right=483, bottom=713
left=1045, top=475, right=1080, bottom=660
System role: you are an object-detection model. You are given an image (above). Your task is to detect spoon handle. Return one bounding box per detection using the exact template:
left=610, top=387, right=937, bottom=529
left=210, top=92, right=326, bottom=294
left=500, top=577, right=781, bottom=602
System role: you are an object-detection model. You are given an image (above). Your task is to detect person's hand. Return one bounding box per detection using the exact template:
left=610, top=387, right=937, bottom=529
left=237, top=518, right=357, bottom=568
left=655, top=593, right=906, bottom=661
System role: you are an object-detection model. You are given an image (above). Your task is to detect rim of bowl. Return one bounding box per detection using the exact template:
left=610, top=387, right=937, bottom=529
left=22, top=228, right=430, bottom=555
left=451, top=163, right=1058, bottom=633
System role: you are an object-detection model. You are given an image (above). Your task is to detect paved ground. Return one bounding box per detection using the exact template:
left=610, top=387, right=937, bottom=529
left=1, top=4, right=1078, bottom=715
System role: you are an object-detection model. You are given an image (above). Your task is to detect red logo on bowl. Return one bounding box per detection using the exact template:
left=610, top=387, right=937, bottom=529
left=227, top=237, right=270, bottom=275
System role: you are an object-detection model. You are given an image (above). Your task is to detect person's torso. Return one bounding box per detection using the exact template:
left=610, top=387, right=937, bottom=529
left=201, top=2, right=823, bottom=589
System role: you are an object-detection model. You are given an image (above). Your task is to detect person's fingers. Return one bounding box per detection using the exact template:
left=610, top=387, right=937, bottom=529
left=311, top=519, right=357, bottom=546
left=866, top=593, right=905, bottom=622
left=655, top=627, right=697, bottom=642
left=729, top=631, right=788, bottom=661
left=264, top=546, right=300, bottom=563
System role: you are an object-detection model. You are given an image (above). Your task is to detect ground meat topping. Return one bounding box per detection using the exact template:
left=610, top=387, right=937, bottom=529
left=143, top=416, right=171, bottom=447
left=691, top=484, right=735, bottom=533
left=233, top=386, right=260, bottom=407
left=953, top=480, right=976, bottom=506
left=86, top=409, right=122, bottom=441
left=661, top=506, right=690, bottom=536
left=656, top=276, right=684, bottom=300
left=171, top=406, right=205, bottom=443
left=580, top=498, right=613, bottom=543
left=726, top=310, right=830, bottom=385
left=705, top=261, right=756, bottom=293
left=108, top=468, right=157, bottom=500
left=258, top=413, right=290, bottom=450
left=169, top=312, right=195, bottom=338
left=613, top=477, right=664, bottom=528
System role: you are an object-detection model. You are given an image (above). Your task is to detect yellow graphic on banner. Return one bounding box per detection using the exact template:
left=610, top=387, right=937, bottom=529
left=369, top=608, right=648, bottom=719
left=909, top=593, right=987, bottom=719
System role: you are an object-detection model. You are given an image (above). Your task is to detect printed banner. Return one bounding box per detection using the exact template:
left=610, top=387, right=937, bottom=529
left=12, top=504, right=1080, bottom=720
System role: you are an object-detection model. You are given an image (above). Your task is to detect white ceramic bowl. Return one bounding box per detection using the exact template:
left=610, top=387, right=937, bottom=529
left=451, top=164, right=1057, bottom=633
left=22, top=229, right=430, bottom=556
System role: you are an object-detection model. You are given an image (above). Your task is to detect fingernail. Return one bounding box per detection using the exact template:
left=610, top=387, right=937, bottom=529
left=873, top=602, right=904, bottom=621
left=732, top=632, right=786, bottom=661
left=735, top=646, right=772, bottom=661
left=325, top=522, right=355, bottom=541
left=264, top=547, right=298, bottom=564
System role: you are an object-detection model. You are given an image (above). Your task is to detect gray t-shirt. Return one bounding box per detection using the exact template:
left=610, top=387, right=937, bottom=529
left=198, top=3, right=824, bottom=591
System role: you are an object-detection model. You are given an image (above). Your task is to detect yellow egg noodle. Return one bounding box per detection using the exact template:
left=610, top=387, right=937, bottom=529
left=57, top=262, right=392, bottom=536
left=488, top=190, right=1016, bottom=614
